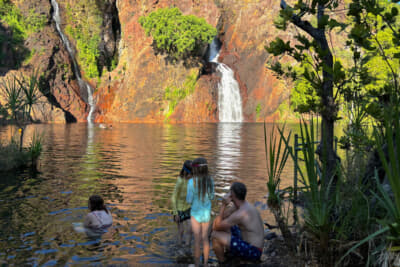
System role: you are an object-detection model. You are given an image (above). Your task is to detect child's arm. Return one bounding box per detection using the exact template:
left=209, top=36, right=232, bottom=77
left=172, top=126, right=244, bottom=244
left=171, top=178, right=181, bottom=215
left=84, top=214, right=93, bottom=228
left=186, top=179, right=194, bottom=204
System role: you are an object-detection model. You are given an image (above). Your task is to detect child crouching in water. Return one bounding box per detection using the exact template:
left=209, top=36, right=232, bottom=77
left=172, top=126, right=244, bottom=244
left=171, top=160, right=193, bottom=247
left=84, top=195, right=113, bottom=236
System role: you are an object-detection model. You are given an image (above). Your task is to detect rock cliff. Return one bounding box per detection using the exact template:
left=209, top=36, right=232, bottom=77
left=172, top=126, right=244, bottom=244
left=0, top=0, right=289, bottom=123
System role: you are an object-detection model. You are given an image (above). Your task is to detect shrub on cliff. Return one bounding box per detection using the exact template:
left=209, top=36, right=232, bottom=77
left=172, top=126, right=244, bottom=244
left=0, top=0, right=46, bottom=67
left=64, top=1, right=103, bottom=78
left=139, top=7, right=216, bottom=61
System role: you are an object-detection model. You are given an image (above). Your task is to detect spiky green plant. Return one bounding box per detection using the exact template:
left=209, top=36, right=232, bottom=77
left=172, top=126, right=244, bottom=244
left=28, top=131, right=42, bottom=167
left=265, top=123, right=290, bottom=208
left=17, top=68, right=40, bottom=121
left=0, top=75, right=23, bottom=123
left=337, top=109, right=400, bottom=266
left=0, top=70, right=42, bottom=151
left=264, top=122, right=296, bottom=251
left=278, top=118, right=341, bottom=260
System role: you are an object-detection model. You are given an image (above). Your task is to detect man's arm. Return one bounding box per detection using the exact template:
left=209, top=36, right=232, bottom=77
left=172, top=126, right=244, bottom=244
left=222, top=202, right=237, bottom=219
left=213, top=197, right=240, bottom=231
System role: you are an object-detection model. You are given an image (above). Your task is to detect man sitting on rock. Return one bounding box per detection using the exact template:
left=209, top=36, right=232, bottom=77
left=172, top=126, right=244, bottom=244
left=212, top=182, right=264, bottom=263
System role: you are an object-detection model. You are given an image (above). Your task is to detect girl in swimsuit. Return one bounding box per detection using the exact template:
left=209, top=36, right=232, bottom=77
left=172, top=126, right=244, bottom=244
left=171, top=160, right=193, bottom=246
left=84, top=195, right=113, bottom=235
left=187, top=157, right=214, bottom=267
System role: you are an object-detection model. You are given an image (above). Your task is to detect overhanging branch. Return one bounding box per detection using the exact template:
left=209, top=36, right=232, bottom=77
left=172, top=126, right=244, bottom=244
left=280, top=0, right=320, bottom=40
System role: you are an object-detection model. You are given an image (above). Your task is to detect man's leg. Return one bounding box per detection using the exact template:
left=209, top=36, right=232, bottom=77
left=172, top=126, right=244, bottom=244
left=211, top=230, right=231, bottom=262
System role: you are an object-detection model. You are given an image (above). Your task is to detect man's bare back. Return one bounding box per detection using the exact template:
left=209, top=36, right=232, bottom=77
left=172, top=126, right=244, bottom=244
left=212, top=182, right=265, bottom=262
left=233, top=201, right=264, bottom=249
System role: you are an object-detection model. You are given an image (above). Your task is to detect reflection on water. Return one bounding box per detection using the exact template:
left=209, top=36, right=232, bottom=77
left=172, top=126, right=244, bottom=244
left=215, top=123, right=243, bottom=196
left=0, top=123, right=296, bottom=265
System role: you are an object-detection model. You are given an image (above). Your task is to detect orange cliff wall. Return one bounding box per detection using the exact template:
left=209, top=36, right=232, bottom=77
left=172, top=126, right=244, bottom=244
left=94, top=0, right=221, bottom=123
left=216, top=0, right=290, bottom=122
left=1, top=0, right=292, bottom=123
left=93, top=0, right=290, bottom=123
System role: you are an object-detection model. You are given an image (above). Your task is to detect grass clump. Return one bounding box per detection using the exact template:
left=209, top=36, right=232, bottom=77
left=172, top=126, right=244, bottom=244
left=0, top=132, right=42, bottom=172
left=164, top=71, right=198, bottom=118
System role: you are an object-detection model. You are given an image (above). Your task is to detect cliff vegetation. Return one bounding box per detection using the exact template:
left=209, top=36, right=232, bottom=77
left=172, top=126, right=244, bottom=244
left=139, top=7, right=216, bottom=62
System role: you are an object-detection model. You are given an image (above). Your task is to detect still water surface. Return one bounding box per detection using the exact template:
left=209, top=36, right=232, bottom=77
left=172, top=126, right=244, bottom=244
left=0, top=123, right=296, bottom=265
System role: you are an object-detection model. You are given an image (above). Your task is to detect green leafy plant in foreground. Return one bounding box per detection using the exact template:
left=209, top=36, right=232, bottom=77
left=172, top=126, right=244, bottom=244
left=264, top=123, right=296, bottom=251
left=277, top=119, right=353, bottom=263
left=295, top=119, right=338, bottom=253
left=27, top=131, right=42, bottom=167
left=337, top=108, right=400, bottom=266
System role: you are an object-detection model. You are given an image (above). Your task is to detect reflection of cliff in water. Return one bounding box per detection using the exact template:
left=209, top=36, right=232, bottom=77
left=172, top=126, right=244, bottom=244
left=0, top=123, right=299, bottom=265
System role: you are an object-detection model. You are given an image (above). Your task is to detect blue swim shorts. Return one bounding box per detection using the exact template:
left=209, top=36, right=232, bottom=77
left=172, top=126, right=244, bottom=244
left=230, top=225, right=262, bottom=261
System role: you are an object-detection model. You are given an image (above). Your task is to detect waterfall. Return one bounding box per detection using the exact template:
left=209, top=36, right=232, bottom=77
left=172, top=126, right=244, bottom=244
left=208, top=38, right=243, bottom=122
left=51, top=0, right=95, bottom=124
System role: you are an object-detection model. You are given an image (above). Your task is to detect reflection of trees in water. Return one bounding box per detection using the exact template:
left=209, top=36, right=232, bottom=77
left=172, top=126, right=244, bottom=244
left=0, top=124, right=127, bottom=265
left=0, top=123, right=306, bottom=264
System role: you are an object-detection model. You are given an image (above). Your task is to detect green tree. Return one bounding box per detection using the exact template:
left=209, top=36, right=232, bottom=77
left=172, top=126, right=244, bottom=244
left=139, top=7, right=216, bottom=61
left=348, top=0, right=400, bottom=119
left=265, top=0, right=347, bottom=184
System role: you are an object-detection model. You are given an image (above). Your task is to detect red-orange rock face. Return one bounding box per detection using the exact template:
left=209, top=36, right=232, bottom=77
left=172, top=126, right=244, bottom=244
left=94, top=0, right=289, bottom=123
left=0, top=0, right=87, bottom=123
left=2, top=0, right=292, bottom=123
left=93, top=0, right=221, bottom=123
left=216, top=0, right=290, bottom=122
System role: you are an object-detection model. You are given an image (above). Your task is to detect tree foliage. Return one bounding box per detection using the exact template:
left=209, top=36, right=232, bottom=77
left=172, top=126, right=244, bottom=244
left=139, top=7, right=217, bottom=61
left=265, top=0, right=346, bottom=184
left=266, top=0, right=400, bottom=263
left=0, top=0, right=46, bottom=67
left=347, top=0, right=400, bottom=120
left=65, top=0, right=103, bottom=78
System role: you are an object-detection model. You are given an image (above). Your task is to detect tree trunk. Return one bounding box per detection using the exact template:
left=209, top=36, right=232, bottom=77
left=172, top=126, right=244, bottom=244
left=272, top=208, right=297, bottom=252
left=317, top=20, right=337, bottom=187
left=280, top=0, right=338, bottom=186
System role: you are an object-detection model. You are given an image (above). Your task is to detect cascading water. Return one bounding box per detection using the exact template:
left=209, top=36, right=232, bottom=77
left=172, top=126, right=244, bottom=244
left=209, top=38, right=243, bottom=122
left=51, top=0, right=95, bottom=124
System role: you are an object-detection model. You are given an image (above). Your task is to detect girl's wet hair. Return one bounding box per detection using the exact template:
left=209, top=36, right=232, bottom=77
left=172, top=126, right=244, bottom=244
left=180, top=160, right=193, bottom=178
left=89, top=195, right=109, bottom=214
left=192, top=157, right=212, bottom=201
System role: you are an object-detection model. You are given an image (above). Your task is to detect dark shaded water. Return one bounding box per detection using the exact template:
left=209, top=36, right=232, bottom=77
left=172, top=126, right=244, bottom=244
left=0, top=123, right=296, bottom=265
